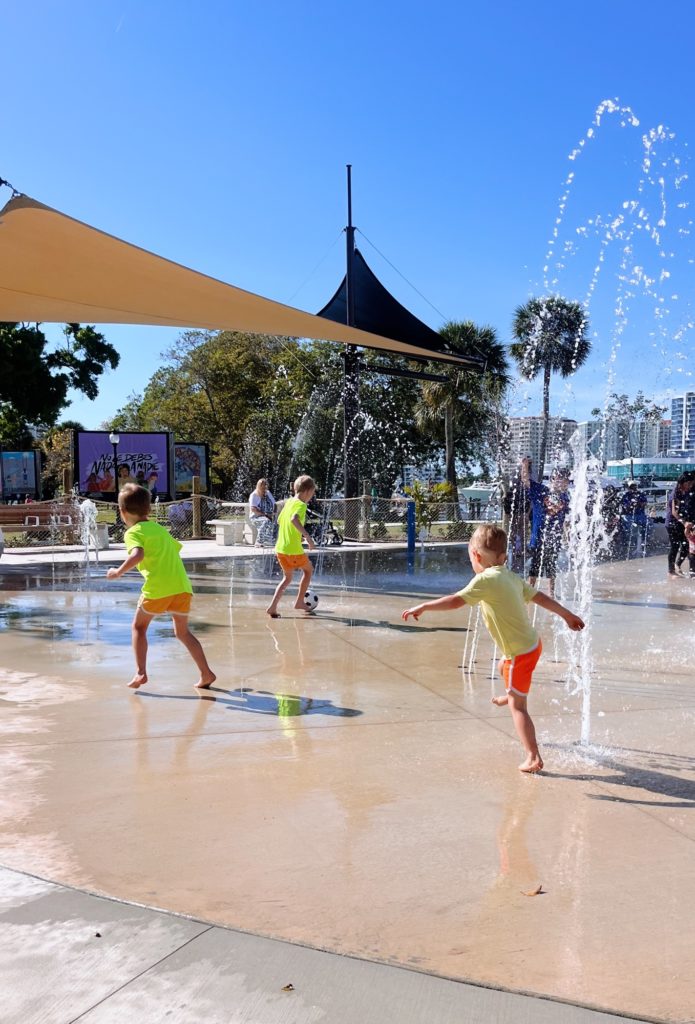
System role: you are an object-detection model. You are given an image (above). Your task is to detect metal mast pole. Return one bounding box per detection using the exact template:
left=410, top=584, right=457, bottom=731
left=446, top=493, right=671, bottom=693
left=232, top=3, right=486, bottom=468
left=343, top=164, right=360, bottom=510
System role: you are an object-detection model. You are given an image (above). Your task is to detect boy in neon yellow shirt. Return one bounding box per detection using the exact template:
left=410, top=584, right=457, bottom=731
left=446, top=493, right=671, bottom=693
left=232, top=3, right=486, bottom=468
left=266, top=474, right=317, bottom=618
left=402, top=524, right=584, bottom=773
left=106, top=483, right=216, bottom=690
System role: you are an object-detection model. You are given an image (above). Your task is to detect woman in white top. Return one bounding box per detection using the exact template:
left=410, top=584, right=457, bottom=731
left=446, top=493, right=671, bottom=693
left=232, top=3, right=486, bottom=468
left=249, top=478, right=276, bottom=546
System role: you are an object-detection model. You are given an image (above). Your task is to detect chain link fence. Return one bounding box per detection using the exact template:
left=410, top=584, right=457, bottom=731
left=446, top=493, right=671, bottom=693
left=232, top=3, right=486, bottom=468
left=0, top=494, right=502, bottom=549
left=314, top=496, right=501, bottom=543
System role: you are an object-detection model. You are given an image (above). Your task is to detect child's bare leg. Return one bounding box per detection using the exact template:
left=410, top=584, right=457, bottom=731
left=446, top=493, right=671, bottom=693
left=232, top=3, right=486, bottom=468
left=130, top=607, right=152, bottom=688
left=294, top=565, right=313, bottom=610
left=267, top=570, right=293, bottom=617
left=507, top=692, right=543, bottom=772
left=491, top=693, right=509, bottom=706
left=172, top=615, right=216, bottom=688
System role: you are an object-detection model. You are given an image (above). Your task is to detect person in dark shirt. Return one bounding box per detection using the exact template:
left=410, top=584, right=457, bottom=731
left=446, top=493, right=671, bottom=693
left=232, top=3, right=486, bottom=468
left=503, top=457, right=533, bottom=574
left=620, top=481, right=648, bottom=558
left=666, top=472, right=695, bottom=576
left=521, top=463, right=571, bottom=596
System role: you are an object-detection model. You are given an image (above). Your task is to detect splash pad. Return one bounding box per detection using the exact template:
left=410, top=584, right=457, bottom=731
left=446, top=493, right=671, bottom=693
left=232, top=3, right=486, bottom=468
left=0, top=545, right=694, bottom=1021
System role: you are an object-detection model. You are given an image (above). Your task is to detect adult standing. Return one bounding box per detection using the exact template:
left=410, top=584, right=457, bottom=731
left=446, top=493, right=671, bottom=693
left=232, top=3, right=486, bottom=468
left=521, top=462, right=571, bottom=597
left=503, top=456, right=533, bottom=573
left=249, top=478, right=276, bottom=547
left=620, top=481, right=649, bottom=558
left=666, top=472, right=694, bottom=577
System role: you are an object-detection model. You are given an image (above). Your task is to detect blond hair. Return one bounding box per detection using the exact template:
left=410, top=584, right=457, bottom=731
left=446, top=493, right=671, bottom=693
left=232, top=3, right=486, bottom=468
left=118, top=482, right=151, bottom=517
left=469, top=523, right=507, bottom=558
left=293, top=474, right=316, bottom=497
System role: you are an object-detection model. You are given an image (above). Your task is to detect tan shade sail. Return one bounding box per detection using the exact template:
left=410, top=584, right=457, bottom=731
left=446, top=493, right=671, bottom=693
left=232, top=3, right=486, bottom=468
left=0, top=194, right=463, bottom=364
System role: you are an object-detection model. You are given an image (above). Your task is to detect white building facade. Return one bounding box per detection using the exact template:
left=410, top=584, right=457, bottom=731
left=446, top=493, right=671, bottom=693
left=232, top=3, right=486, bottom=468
left=576, top=418, right=671, bottom=465
left=670, top=393, right=695, bottom=452
left=502, top=417, right=577, bottom=477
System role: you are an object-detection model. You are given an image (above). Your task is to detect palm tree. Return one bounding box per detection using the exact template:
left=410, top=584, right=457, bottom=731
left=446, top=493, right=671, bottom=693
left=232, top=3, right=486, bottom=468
left=511, top=296, right=591, bottom=477
left=416, top=320, right=510, bottom=506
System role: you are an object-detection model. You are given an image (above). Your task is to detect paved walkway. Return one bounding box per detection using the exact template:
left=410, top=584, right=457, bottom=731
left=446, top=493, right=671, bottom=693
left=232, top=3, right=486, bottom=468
left=1, top=864, right=653, bottom=1024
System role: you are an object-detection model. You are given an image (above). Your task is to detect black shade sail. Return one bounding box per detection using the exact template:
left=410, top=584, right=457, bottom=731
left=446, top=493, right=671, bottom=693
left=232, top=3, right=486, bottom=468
left=317, top=248, right=483, bottom=370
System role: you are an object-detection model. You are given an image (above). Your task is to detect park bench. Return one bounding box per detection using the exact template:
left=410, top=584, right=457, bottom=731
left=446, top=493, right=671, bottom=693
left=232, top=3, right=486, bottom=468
left=0, top=502, right=77, bottom=540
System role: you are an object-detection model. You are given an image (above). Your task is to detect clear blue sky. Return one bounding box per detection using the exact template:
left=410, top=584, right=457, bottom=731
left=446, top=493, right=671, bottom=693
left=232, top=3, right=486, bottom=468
left=3, top=0, right=695, bottom=426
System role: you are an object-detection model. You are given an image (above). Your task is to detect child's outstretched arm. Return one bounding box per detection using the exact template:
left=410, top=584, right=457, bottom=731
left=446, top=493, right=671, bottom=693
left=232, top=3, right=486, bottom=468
left=532, top=591, right=584, bottom=630
left=402, top=594, right=465, bottom=621
left=106, top=547, right=144, bottom=579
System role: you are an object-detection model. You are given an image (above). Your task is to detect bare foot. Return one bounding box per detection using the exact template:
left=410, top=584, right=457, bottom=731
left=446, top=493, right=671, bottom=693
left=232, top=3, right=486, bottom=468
left=128, top=672, right=147, bottom=689
left=519, top=754, right=544, bottom=774
left=195, top=672, right=217, bottom=690
left=294, top=602, right=316, bottom=615
left=491, top=695, right=508, bottom=707
left=266, top=608, right=281, bottom=618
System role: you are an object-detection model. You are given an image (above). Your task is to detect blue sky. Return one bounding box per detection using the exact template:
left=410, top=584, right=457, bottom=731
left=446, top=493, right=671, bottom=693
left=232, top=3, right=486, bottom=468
left=3, top=0, right=695, bottom=426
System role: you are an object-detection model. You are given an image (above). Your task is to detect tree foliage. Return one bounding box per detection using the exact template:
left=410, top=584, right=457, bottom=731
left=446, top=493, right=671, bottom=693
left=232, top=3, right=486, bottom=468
left=592, top=391, right=666, bottom=461
left=106, top=331, right=441, bottom=498
left=415, top=320, right=511, bottom=499
left=0, top=322, right=119, bottom=440
left=38, top=421, right=85, bottom=496
left=511, top=297, right=591, bottom=473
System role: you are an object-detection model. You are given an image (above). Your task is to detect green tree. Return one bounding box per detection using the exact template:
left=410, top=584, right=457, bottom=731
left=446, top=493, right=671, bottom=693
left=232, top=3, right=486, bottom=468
left=511, top=297, right=591, bottom=476
left=414, top=320, right=510, bottom=504
left=405, top=479, right=455, bottom=534
left=38, top=420, right=85, bottom=496
left=107, top=332, right=437, bottom=498
left=0, top=322, right=119, bottom=435
left=106, top=330, right=321, bottom=496
left=591, top=391, right=666, bottom=477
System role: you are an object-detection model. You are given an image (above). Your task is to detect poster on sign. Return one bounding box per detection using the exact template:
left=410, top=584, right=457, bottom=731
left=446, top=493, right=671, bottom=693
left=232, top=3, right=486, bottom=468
left=174, top=443, right=210, bottom=494
left=0, top=451, right=41, bottom=498
left=75, top=431, right=172, bottom=497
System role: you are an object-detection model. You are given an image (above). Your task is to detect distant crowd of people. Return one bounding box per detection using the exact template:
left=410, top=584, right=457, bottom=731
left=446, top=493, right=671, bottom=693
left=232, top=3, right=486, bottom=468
left=503, top=456, right=664, bottom=594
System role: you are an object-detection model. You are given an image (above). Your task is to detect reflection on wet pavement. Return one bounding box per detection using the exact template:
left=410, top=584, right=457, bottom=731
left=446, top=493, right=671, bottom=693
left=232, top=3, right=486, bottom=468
left=0, top=550, right=694, bottom=1021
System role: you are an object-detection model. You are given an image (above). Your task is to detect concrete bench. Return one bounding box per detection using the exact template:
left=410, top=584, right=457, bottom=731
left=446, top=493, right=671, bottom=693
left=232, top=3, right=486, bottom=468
left=208, top=519, right=245, bottom=546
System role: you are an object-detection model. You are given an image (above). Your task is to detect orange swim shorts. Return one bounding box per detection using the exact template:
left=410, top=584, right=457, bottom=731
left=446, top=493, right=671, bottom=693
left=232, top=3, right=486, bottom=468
left=276, top=553, right=311, bottom=573
left=499, top=640, right=542, bottom=697
left=138, top=592, right=192, bottom=616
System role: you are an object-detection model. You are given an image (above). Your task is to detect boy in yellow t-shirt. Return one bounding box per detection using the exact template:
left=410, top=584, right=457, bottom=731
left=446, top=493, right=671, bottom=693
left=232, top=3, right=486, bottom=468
left=266, top=474, right=317, bottom=618
left=402, top=524, right=584, bottom=773
left=106, top=483, right=216, bottom=691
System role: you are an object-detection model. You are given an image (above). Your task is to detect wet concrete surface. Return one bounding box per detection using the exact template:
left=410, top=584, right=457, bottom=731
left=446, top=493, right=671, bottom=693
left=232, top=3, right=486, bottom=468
left=0, top=865, right=649, bottom=1024
left=0, top=549, right=693, bottom=1021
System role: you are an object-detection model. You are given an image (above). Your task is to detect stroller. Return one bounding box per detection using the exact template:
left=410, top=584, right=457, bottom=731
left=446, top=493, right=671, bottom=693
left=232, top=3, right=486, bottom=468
left=305, top=508, right=344, bottom=547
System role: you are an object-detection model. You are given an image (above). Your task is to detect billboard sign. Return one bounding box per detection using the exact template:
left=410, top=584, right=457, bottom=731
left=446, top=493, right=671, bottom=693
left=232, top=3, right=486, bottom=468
left=75, top=431, right=172, bottom=496
left=0, top=451, right=41, bottom=498
left=174, top=443, right=209, bottom=494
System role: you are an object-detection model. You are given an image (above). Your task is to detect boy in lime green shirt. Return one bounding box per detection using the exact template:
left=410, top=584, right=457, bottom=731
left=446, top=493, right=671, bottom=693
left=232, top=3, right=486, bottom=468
left=402, top=524, right=584, bottom=773
left=266, top=474, right=317, bottom=618
left=106, top=483, right=215, bottom=690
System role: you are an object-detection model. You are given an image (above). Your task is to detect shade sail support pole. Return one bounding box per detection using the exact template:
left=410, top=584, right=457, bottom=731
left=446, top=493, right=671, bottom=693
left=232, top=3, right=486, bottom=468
left=343, top=164, right=360, bottom=515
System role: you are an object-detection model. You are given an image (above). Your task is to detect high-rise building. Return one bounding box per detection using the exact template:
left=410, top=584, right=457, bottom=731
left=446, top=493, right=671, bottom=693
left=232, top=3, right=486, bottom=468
left=502, top=417, right=577, bottom=477
left=576, top=420, right=624, bottom=462
left=576, top=417, right=671, bottom=465
left=659, top=419, right=671, bottom=454
left=670, top=393, right=695, bottom=451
